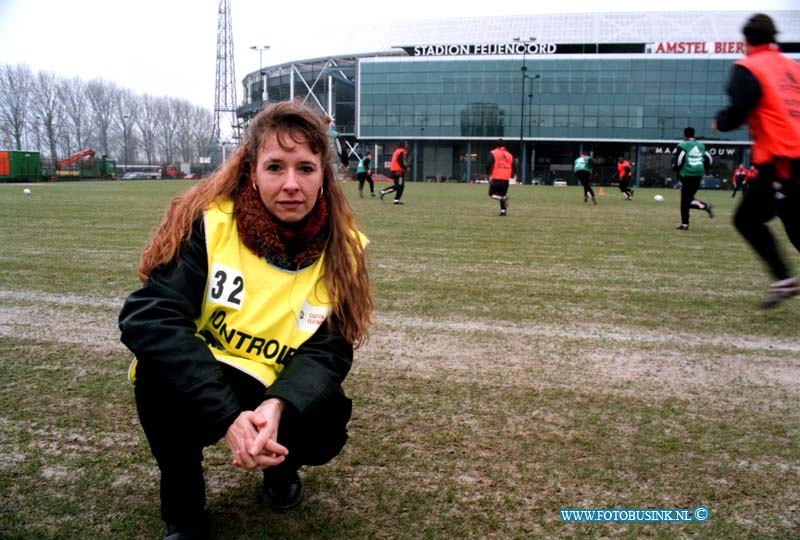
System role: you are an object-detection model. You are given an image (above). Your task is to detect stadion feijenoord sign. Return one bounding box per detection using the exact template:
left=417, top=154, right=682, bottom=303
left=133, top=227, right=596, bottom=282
left=400, top=41, right=747, bottom=57
left=403, top=42, right=558, bottom=57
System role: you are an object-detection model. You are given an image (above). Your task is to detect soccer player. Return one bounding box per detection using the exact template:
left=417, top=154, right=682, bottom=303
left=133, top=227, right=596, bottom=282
left=713, top=13, right=800, bottom=307
left=380, top=142, right=408, bottom=204
left=615, top=157, right=633, bottom=200
left=356, top=151, right=375, bottom=198
left=574, top=151, right=598, bottom=205
left=673, top=127, right=714, bottom=230
left=486, top=141, right=515, bottom=215
left=731, top=163, right=748, bottom=198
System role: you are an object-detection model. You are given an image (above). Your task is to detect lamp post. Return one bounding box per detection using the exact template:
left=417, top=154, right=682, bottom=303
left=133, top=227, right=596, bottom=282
left=123, top=115, right=129, bottom=172
left=525, top=73, right=540, bottom=180
left=250, top=45, right=270, bottom=105
left=528, top=90, right=533, bottom=138
left=514, top=37, right=536, bottom=184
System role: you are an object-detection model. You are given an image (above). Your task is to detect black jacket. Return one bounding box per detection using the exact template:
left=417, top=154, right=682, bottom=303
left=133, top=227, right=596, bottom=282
left=715, top=65, right=761, bottom=132
left=119, top=218, right=353, bottom=443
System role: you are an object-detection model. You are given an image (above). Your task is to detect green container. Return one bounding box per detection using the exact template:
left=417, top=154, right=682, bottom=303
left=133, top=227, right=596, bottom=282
left=77, top=156, right=116, bottom=179
left=0, top=150, right=42, bottom=181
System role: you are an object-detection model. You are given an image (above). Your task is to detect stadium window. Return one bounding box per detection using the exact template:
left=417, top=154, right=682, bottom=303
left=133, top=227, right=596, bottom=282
left=629, top=106, right=644, bottom=128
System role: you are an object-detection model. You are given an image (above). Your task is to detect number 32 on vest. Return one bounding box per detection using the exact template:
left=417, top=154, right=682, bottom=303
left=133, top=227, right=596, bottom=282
left=207, top=263, right=245, bottom=309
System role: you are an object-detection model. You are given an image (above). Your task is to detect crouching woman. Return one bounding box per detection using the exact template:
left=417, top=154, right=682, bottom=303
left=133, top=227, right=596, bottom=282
left=119, top=101, right=372, bottom=539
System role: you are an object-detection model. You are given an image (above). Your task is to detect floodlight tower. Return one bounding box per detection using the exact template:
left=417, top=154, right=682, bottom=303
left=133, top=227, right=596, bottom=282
left=209, top=0, right=239, bottom=159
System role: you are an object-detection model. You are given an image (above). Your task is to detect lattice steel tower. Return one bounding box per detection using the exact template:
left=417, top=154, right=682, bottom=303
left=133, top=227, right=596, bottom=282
left=209, top=0, right=239, bottom=156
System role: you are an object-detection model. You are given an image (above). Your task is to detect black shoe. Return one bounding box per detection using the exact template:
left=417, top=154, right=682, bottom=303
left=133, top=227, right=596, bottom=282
left=676, top=224, right=689, bottom=230
left=379, top=191, right=385, bottom=201
left=163, top=521, right=208, bottom=540
left=261, top=469, right=303, bottom=512
left=500, top=209, right=507, bottom=216
left=706, top=202, right=715, bottom=219
left=371, top=192, right=376, bottom=197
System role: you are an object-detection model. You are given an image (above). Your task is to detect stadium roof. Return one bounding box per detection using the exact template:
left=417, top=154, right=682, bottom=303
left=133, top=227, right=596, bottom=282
left=263, top=10, right=800, bottom=70
left=390, top=10, right=800, bottom=47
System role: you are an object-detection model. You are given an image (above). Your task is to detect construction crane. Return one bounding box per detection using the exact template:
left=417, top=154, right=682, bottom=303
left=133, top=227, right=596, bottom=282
left=56, top=149, right=95, bottom=169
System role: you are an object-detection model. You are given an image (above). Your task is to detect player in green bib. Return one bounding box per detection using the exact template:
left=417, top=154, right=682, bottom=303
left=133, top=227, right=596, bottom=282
left=356, top=151, right=375, bottom=197
left=673, top=126, right=715, bottom=230
left=120, top=102, right=373, bottom=540
left=573, top=151, right=598, bottom=205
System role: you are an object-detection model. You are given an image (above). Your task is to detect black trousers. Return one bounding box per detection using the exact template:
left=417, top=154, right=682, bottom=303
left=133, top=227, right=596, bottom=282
left=618, top=178, right=632, bottom=196
left=488, top=180, right=509, bottom=210
left=576, top=170, right=594, bottom=198
left=733, top=161, right=800, bottom=280
left=135, top=363, right=351, bottom=526
left=381, top=172, right=405, bottom=200
left=679, top=176, right=709, bottom=225
left=357, top=172, right=374, bottom=193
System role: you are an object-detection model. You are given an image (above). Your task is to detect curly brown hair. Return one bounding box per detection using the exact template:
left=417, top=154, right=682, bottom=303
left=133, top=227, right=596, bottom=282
left=138, top=101, right=373, bottom=346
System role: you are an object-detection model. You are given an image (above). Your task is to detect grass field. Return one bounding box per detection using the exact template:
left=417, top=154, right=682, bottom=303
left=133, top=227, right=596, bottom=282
left=0, top=179, right=798, bottom=540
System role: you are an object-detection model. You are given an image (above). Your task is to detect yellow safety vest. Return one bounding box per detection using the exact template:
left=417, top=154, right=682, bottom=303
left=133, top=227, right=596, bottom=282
left=129, top=199, right=366, bottom=387
left=194, top=199, right=333, bottom=386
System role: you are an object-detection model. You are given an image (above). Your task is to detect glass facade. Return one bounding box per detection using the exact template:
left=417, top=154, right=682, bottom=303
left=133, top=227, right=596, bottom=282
left=358, top=56, right=750, bottom=143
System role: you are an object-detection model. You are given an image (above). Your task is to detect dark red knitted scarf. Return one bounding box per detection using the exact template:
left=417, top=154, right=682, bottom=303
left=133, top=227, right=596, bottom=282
left=234, top=182, right=329, bottom=269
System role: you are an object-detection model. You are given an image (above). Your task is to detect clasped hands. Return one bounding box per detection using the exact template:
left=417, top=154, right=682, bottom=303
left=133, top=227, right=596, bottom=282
left=224, top=398, right=288, bottom=472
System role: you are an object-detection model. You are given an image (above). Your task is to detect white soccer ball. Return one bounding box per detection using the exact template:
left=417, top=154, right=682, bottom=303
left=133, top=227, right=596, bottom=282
left=23, top=188, right=31, bottom=195
left=654, top=194, right=664, bottom=202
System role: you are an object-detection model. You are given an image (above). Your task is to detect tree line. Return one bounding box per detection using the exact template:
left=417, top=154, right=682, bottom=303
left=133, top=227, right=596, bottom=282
left=0, top=63, right=214, bottom=166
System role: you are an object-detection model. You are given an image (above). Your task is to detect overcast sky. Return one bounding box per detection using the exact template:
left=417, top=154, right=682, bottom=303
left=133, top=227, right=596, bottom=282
left=0, top=0, right=795, bottom=109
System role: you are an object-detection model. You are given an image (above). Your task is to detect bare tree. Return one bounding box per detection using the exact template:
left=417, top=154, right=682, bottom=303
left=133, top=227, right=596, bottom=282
left=2, top=63, right=215, bottom=168
left=0, top=64, right=34, bottom=150
left=137, top=94, right=159, bottom=164
left=31, top=70, right=64, bottom=160
left=60, top=77, right=90, bottom=152
left=174, top=99, right=193, bottom=162
left=156, top=98, right=178, bottom=164
left=189, top=106, right=214, bottom=162
left=86, top=79, right=116, bottom=156
left=115, top=89, right=140, bottom=166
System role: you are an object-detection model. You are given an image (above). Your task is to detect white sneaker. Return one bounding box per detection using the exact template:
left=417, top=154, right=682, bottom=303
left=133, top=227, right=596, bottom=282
left=760, top=276, right=800, bottom=309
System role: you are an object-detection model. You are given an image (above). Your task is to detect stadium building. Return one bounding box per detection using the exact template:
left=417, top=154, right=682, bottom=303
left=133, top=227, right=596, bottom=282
left=237, top=10, right=800, bottom=187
